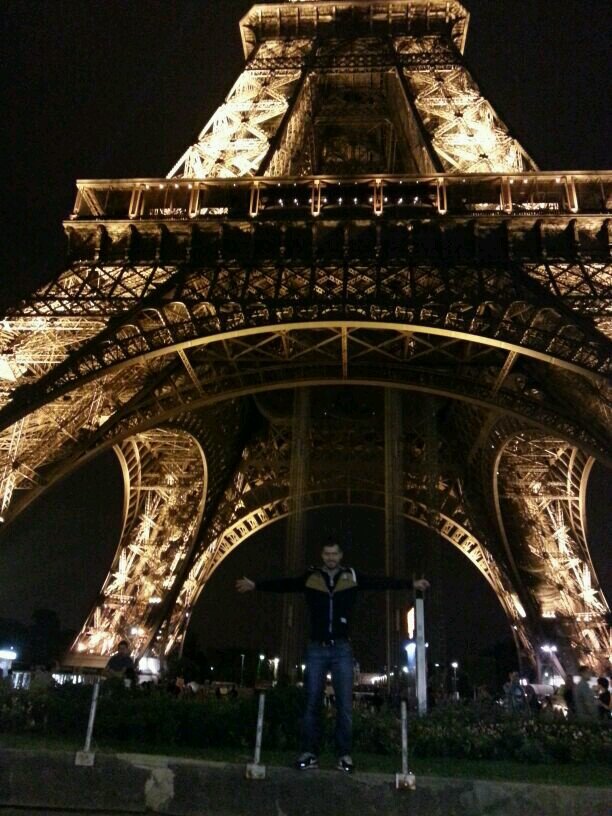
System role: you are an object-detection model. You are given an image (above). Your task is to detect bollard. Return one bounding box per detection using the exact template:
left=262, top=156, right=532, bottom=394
left=415, top=593, right=428, bottom=716
left=75, top=679, right=101, bottom=766
left=246, top=691, right=266, bottom=779
left=395, top=700, right=416, bottom=790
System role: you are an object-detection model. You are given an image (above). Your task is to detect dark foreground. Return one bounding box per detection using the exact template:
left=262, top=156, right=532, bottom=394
left=0, top=811, right=137, bottom=816
left=1, top=747, right=610, bottom=816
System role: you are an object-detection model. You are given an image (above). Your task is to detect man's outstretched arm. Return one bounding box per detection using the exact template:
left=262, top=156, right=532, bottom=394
left=235, top=575, right=305, bottom=593
left=356, top=574, right=430, bottom=592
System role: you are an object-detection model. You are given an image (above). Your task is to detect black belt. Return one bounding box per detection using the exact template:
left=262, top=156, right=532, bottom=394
left=310, top=638, right=349, bottom=647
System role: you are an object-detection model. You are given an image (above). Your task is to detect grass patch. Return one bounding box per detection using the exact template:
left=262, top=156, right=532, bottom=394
left=355, top=754, right=609, bottom=788
left=0, top=733, right=80, bottom=752
left=0, top=733, right=608, bottom=787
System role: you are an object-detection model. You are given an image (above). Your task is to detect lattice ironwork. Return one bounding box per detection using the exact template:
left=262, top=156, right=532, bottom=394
left=401, top=65, right=533, bottom=173
left=70, top=429, right=207, bottom=664
left=169, top=39, right=314, bottom=179
left=442, top=404, right=610, bottom=673
left=170, top=1, right=530, bottom=178
left=65, top=399, right=251, bottom=667
left=494, top=432, right=610, bottom=672
left=164, top=410, right=534, bottom=661
left=1, top=0, right=609, bottom=674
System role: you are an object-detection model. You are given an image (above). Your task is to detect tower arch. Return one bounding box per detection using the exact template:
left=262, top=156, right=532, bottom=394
left=0, top=0, right=608, bottom=676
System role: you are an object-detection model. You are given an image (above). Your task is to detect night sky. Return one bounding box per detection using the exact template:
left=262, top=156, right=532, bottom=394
left=0, top=1, right=610, bottom=670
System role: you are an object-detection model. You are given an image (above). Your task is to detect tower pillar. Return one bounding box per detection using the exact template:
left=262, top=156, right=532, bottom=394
left=384, top=389, right=407, bottom=680
left=280, top=388, right=311, bottom=681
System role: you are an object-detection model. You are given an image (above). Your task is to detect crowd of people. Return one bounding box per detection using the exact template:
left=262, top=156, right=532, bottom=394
left=503, top=666, right=611, bottom=721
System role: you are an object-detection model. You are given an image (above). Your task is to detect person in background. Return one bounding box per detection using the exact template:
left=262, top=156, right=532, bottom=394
left=562, top=674, right=576, bottom=717
left=104, top=640, right=136, bottom=684
left=524, top=681, right=540, bottom=716
left=596, top=676, right=611, bottom=721
left=503, top=671, right=527, bottom=714
left=574, top=665, right=597, bottom=721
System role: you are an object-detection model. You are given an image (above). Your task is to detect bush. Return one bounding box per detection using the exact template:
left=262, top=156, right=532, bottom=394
left=408, top=704, right=612, bottom=765
left=0, top=685, right=610, bottom=766
left=353, top=709, right=399, bottom=754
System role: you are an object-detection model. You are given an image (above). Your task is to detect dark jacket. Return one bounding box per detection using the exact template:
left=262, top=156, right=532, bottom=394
left=256, top=566, right=413, bottom=641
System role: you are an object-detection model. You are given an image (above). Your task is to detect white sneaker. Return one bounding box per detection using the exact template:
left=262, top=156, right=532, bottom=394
left=296, top=752, right=319, bottom=770
left=336, top=754, right=354, bottom=773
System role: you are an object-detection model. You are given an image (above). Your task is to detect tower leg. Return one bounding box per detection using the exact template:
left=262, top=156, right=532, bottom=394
left=384, top=390, right=406, bottom=685
left=424, top=403, right=447, bottom=669
left=280, top=388, right=310, bottom=682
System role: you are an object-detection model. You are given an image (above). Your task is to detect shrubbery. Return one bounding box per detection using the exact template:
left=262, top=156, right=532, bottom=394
left=0, top=683, right=610, bottom=766
left=410, top=707, right=612, bottom=765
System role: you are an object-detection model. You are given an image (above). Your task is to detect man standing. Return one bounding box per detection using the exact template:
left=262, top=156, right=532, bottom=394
left=236, top=541, right=429, bottom=773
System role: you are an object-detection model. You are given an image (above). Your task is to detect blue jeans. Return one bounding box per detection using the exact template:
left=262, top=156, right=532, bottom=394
left=302, top=640, right=354, bottom=756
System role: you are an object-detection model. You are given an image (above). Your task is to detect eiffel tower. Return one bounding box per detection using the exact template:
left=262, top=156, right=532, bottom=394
left=0, top=0, right=609, bottom=679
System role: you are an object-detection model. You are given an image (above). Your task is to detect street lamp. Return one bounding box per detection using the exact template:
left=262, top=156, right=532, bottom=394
left=272, top=656, right=280, bottom=685
left=0, top=647, right=17, bottom=680
left=239, top=653, right=245, bottom=687
left=451, top=661, right=459, bottom=700
left=539, top=644, right=557, bottom=685
left=404, top=642, right=416, bottom=676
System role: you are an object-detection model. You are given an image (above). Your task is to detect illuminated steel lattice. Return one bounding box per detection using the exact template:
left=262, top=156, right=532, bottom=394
left=402, top=65, right=532, bottom=172
left=0, top=0, right=608, bottom=674
left=170, top=1, right=533, bottom=179
left=71, top=429, right=207, bottom=662
left=165, top=416, right=533, bottom=661
left=169, top=39, right=315, bottom=179
left=494, top=434, right=609, bottom=670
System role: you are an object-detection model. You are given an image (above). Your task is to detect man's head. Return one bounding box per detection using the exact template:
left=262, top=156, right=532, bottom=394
left=321, top=542, right=343, bottom=570
left=118, top=640, right=130, bottom=654
left=578, top=665, right=592, bottom=679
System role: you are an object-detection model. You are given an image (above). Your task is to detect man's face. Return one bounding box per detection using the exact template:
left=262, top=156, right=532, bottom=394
left=321, top=545, right=343, bottom=570
left=118, top=643, right=128, bottom=655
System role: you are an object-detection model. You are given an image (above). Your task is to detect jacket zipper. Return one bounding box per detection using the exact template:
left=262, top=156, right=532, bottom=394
left=327, top=572, right=334, bottom=635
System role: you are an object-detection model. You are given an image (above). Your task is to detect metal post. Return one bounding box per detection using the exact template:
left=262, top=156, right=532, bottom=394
left=75, top=679, right=100, bottom=766
left=240, top=653, right=245, bottom=687
left=451, top=662, right=459, bottom=700
left=256, top=653, right=264, bottom=684
left=415, top=593, right=427, bottom=716
left=395, top=700, right=416, bottom=790
left=246, top=692, right=267, bottom=779
left=401, top=700, right=408, bottom=775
